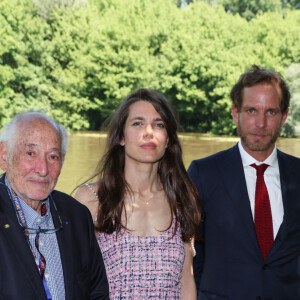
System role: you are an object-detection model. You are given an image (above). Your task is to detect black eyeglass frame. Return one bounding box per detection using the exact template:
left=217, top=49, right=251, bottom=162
left=0, top=180, right=63, bottom=234
left=22, top=195, right=63, bottom=234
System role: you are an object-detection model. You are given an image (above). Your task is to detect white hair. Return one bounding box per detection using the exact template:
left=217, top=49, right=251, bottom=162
left=0, top=111, right=69, bottom=160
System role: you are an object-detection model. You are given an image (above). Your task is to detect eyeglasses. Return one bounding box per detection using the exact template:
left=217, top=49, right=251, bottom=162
left=0, top=180, right=63, bottom=234
left=21, top=195, right=63, bottom=234
left=24, top=194, right=63, bottom=234
left=24, top=226, right=62, bottom=234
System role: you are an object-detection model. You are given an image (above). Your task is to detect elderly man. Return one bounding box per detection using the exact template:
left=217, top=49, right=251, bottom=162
left=0, top=112, right=109, bottom=299
left=189, top=65, right=300, bottom=300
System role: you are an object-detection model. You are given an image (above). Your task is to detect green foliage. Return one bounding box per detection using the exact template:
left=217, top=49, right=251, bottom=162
left=32, top=0, right=87, bottom=20
left=282, top=63, right=300, bottom=137
left=220, top=0, right=282, bottom=20
left=1, top=0, right=300, bottom=134
left=0, top=0, right=53, bottom=126
left=198, top=0, right=300, bottom=20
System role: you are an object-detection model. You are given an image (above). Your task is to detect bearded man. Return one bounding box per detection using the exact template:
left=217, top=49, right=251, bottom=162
left=188, top=65, right=300, bottom=300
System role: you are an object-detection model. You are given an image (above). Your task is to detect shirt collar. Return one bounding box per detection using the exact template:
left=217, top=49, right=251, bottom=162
left=5, top=176, right=50, bottom=228
left=238, top=140, right=278, bottom=168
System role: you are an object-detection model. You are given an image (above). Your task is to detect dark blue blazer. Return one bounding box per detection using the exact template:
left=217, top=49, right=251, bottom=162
left=0, top=175, right=109, bottom=300
left=188, top=144, right=300, bottom=300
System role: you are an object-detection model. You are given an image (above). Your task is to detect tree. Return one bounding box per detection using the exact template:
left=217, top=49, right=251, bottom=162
left=31, top=0, right=87, bottom=20
left=1, top=0, right=300, bottom=133
left=199, top=0, right=297, bottom=20
left=282, top=64, right=300, bottom=136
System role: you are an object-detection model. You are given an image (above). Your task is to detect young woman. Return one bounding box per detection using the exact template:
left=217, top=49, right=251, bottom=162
left=75, top=88, right=201, bottom=299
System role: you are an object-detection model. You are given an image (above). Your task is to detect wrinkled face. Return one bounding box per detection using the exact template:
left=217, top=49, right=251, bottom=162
left=2, top=118, right=63, bottom=205
left=120, top=101, right=168, bottom=165
left=232, top=82, right=288, bottom=160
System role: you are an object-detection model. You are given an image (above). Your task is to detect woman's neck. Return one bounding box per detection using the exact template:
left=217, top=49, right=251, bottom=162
left=124, top=161, right=162, bottom=194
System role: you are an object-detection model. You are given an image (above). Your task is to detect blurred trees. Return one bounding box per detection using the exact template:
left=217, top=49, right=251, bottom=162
left=221, top=0, right=282, bottom=20
left=282, top=64, right=300, bottom=136
left=31, top=0, right=87, bottom=19
left=188, top=0, right=300, bottom=20
left=0, top=0, right=300, bottom=134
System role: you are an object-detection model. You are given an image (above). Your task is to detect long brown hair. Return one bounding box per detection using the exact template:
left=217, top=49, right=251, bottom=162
left=95, top=88, right=200, bottom=242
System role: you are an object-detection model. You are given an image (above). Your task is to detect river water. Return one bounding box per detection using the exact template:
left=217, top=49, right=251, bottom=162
left=56, top=132, right=300, bottom=195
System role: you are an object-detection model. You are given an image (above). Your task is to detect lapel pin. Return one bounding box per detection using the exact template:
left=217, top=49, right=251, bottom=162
left=4, top=224, right=10, bottom=229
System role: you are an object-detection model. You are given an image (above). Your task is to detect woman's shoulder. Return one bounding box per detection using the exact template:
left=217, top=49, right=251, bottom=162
left=75, top=182, right=100, bottom=221
left=75, top=182, right=100, bottom=204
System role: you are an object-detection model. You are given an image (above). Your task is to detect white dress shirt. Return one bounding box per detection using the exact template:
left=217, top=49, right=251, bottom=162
left=238, top=140, right=284, bottom=238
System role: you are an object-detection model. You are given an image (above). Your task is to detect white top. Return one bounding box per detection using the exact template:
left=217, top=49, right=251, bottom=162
left=238, top=140, right=284, bottom=238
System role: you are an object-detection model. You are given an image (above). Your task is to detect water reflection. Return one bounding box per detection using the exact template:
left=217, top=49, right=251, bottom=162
left=56, top=132, right=300, bottom=195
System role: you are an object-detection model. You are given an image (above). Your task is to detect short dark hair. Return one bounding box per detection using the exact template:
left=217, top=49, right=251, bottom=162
left=230, top=65, right=290, bottom=113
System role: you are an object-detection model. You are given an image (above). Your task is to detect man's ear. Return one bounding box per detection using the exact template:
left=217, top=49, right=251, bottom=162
left=231, top=105, right=239, bottom=127
left=0, top=142, right=9, bottom=171
left=280, top=108, right=289, bottom=128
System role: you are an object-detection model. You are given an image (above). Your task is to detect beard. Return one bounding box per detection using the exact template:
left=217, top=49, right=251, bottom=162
left=238, top=125, right=281, bottom=152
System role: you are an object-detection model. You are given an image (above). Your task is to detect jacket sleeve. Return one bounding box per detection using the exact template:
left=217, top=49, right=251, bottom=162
left=188, top=160, right=205, bottom=293
left=87, top=216, right=110, bottom=300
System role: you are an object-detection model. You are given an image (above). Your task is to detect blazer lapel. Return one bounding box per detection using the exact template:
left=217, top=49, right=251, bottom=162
left=51, top=200, right=74, bottom=300
left=267, top=150, right=300, bottom=260
left=0, top=183, right=47, bottom=298
left=277, top=150, right=299, bottom=230
left=219, top=145, right=262, bottom=255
